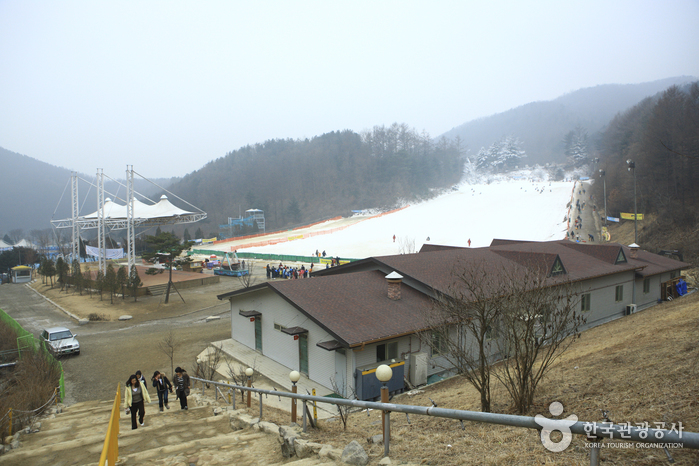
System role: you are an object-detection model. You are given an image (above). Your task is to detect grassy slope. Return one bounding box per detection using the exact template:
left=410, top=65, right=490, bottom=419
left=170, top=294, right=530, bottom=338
left=301, top=290, right=699, bottom=465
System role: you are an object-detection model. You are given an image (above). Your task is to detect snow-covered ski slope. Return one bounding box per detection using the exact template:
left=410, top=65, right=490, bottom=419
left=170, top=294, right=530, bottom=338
left=244, top=178, right=575, bottom=259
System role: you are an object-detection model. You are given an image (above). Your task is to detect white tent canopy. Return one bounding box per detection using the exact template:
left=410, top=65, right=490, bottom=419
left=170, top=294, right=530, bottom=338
left=81, top=195, right=196, bottom=220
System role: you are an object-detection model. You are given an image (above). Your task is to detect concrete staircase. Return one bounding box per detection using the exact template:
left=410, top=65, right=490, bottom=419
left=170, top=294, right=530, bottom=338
left=147, top=283, right=169, bottom=297
left=0, top=398, right=338, bottom=466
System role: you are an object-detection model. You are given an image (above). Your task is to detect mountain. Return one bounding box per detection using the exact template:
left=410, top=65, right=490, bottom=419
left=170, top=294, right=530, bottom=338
left=0, top=146, right=176, bottom=235
left=440, top=76, right=697, bottom=165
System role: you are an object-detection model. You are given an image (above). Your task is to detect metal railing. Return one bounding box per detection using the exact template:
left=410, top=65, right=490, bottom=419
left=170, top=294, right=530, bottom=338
left=98, top=383, right=121, bottom=466
left=191, top=376, right=698, bottom=465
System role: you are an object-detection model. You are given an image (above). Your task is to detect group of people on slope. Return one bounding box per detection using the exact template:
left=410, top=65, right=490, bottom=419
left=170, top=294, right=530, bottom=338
left=267, top=263, right=312, bottom=279
left=124, top=367, right=190, bottom=430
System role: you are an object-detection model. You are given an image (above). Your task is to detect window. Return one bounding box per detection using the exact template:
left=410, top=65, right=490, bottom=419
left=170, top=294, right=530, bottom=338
left=431, top=332, right=446, bottom=356
left=485, top=325, right=498, bottom=341
left=376, top=341, right=398, bottom=362
left=274, top=323, right=287, bottom=332
left=615, top=285, right=624, bottom=302
left=581, top=293, right=591, bottom=312
left=643, top=278, right=650, bottom=294
left=615, top=249, right=627, bottom=264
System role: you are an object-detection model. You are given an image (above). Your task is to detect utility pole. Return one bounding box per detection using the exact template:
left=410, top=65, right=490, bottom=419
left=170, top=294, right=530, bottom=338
left=626, top=160, right=637, bottom=244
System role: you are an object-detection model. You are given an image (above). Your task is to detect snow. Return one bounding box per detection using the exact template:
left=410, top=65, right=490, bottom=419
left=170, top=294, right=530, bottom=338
left=244, top=177, right=576, bottom=259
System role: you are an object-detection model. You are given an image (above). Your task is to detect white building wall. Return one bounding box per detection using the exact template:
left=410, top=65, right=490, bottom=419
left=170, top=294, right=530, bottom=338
left=231, top=288, right=339, bottom=392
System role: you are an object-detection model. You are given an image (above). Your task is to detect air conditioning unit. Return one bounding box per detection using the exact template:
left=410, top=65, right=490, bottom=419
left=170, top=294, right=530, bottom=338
left=625, top=304, right=637, bottom=315
left=409, top=352, right=428, bottom=386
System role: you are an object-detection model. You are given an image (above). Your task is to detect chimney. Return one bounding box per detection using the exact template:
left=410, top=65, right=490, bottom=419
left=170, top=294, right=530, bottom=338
left=386, top=271, right=403, bottom=300
left=628, top=243, right=640, bottom=259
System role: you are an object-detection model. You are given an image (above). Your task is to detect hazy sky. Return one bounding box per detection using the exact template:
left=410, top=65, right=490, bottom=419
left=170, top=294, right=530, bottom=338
left=1, top=1, right=698, bottom=179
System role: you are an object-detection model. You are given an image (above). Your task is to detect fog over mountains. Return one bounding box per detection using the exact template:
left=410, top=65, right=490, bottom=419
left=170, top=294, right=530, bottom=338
left=439, top=76, right=696, bottom=164
left=1, top=76, right=695, bottom=236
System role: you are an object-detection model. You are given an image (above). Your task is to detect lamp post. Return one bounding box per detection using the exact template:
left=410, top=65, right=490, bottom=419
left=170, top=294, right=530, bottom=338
left=289, top=370, right=300, bottom=424
left=599, top=169, right=607, bottom=227
left=245, top=367, right=253, bottom=408
left=376, top=364, right=393, bottom=456
left=626, top=160, right=637, bottom=244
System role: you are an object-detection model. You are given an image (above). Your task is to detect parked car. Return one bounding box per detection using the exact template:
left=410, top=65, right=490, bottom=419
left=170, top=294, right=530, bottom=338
left=41, top=327, right=80, bottom=356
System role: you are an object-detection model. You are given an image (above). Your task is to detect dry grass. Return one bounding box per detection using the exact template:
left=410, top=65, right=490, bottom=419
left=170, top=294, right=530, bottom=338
left=280, top=292, right=699, bottom=465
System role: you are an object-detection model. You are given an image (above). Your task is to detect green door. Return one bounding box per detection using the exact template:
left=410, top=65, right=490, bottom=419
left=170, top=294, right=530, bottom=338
left=299, top=334, right=308, bottom=375
left=255, top=317, right=262, bottom=352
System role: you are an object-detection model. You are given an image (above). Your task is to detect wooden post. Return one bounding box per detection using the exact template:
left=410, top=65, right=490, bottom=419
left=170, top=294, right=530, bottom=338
left=381, top=385, right=389, bottom=438
left=291, top=383, right=297, bottom=423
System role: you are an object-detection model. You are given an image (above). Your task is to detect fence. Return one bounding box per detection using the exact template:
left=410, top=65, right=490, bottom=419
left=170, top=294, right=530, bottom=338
left=98, top=383, right=121, bottom=466
left=0, top=308, right=65, bottom=401
left=190, top=376, right=699, bottom=466
left=0, top=387, right=60, bottom=439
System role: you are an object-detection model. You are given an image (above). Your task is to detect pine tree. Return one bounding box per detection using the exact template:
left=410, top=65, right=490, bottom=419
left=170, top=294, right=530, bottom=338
left=116, top=266, right=128, bottom=300
left=71, top=259, right=82, bottom=294
left=128, top=264, right=143, bottom=302
left=95, top=270, right=104, bottom=301
left=105, top=263, right=117, bottom=304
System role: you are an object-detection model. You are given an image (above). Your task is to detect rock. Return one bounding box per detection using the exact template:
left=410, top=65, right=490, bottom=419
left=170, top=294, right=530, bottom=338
left=30, top=422, right=41, bottom=433
left=205, top=316, right=221, bottom=322
left=295, top=440, right=323, bottom=459
left=213, top=407, right=222, bottom=416
left=319, top=445, right=343, bottom=461
left=367, top=434, right=383, bottom=444
left=379, top=458, right=392, bottom=465
left=257, top=420, right=278, bottom=435
left=341, top=440, right=369, bottom=466
left=118, top=315, right=133, bottom=321
left=11, top=439, right=20, bottom=450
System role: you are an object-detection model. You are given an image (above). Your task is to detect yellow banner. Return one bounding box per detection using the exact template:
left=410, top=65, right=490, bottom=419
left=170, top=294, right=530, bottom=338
left=620, top=213, right=643, bottom=220
left=287, top=234, right=304, bottom=241
left=201, top=237, right=217, bottom=244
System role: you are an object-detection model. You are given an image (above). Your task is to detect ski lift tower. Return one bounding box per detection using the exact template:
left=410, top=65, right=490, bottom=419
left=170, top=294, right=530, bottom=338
left=246, top=209, right=265, bottom=234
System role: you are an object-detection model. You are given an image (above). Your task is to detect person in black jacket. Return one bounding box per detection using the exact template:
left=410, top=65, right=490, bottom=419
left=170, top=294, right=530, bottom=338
left=173, top=367, right=190, bottom=410
left=152, top=371, right=173, bottom=411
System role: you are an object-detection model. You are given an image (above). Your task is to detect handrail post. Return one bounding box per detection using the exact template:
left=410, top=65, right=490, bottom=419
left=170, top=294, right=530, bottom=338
left=259, top=392, right=263, bottom=420
left=302, top=401, right=307, bottom=433
left=247, top=378, right=251, bottom=408
left=590, top=439, right=601, bottom=466
left=384, top=411, right=390, bottom=457
left=291, top=383, right=297, bottom=423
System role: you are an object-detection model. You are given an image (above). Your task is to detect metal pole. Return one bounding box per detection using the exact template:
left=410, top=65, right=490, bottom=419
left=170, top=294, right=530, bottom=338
left=303, top=401, right=308, bottom=433
left=590, top=441, right=601, bottom=466
left=603, top=177, right=607, bottom=227
left=633, top=167, right=637, bottom=244
left=247, top=377, right=252, bottom=408
left=384, top=411, right=391, bottom=457
left=232, top=389, right=236, bottom=410
left=381, top=384, right=389, bottom=438
left=291, top=383, right=297, bottom=423
left=259, top=392, right=263, bottom=420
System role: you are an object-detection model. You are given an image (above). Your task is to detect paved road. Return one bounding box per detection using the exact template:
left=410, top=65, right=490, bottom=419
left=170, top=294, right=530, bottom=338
left=0, top=282, right=233, bottom=405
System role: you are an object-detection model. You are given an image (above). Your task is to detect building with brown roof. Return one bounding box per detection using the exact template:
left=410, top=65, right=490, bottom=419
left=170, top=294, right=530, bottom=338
left=218, top=240, right=689, bottom=400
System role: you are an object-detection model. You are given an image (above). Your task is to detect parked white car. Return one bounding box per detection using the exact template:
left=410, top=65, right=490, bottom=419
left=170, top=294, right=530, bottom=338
left=41, top=327, right=80, bottom=356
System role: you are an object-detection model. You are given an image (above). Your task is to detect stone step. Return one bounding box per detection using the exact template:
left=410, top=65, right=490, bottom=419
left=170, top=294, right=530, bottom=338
left=148, top=283, right=169, bottom=296
left=1, top=407, right=229, bottom=466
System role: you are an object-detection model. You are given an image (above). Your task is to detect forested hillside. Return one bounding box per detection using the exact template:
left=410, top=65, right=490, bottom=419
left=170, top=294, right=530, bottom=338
left=166, top=125, right=463, bottom=236
left=591, top=82, right=699, bottom=262
left=0, top=146, right=176, bottom=236
left=441, top=77, right=696, bottom=165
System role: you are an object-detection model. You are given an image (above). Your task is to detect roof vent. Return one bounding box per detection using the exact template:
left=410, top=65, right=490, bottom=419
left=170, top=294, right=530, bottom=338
left=386, top=271, right=403, bottom=300
left=628, top=243, right=640, bottom=259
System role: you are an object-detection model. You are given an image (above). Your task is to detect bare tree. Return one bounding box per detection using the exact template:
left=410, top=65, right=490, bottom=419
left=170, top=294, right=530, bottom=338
left=237, top=260, right=256, bottom=288
left=492, top=265, right=585, bottom=414
left=158, top=329, right=179, bottom=378
left=192, top=343, right=225, bottom=388
left=419, top=260, right=504, bottom=412
left=397, top=236, right=416, bottom=254
left=329, top=375, right=358, bottom=430
left=223, top=357, right=260, bottom=402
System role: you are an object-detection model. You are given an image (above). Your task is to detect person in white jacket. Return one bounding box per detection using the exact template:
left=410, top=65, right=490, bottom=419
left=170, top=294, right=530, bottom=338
left=125, top=374, right=151, bottom=429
